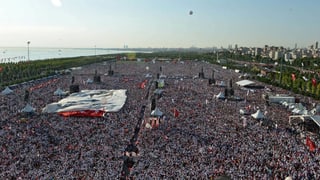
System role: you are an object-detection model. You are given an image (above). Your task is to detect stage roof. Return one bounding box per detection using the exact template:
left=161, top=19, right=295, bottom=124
left=236, top=80, right=255, bottom=87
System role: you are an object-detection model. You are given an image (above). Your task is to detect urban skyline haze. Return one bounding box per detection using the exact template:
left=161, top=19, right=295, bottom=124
left=0, top=0, right=319, bottom=49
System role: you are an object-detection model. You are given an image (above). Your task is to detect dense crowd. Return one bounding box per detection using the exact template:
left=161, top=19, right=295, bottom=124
left=0, top=60, right=319, bottom=179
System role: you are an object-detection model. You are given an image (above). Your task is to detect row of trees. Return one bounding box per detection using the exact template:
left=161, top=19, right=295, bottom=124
left=0, top=55, right=114, bottom=87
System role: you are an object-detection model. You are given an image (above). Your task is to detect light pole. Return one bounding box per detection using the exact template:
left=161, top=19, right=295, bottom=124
left=27, top=41, right=30, bottom=61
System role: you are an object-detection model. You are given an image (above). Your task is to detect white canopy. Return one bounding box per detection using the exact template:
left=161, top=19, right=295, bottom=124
left=216, top=91, right=225, bottom=99
left=1, top=87, right=13, bottom=95
left=236, top=80, right=255, bottom=87
left=21, top=104, right=35, bottom=113
left=240, top=109, right=250, bottom=115
left=86, top=78, right=93, bottom=83
left=216, top=81, right=226, bottom=87
left=151, top=108, right=163, bottom=117
left=251, top=109, right=265, bottom=119
left=159, top=74, right=167, bottom=79
left=54, top=88, right=68, bottom=96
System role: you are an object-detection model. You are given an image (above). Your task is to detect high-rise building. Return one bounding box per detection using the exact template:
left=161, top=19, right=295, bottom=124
left=316, top=41, right=319, bottom=49
left=274, top=51, right=283, bottom=60
left=255, top=48, right=262, bottom=56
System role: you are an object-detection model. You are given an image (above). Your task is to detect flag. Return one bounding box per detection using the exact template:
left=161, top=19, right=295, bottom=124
left=291, top=73, right=296, bottom=81
left=173, top=108, right=179, bottom=118
left=139, top=82, right=146, bottom=89
left=306, top=136, right=316, bottom=152
left=139, top=80, right=147, bottom=89
left=312, top=78, right=317, bottom=87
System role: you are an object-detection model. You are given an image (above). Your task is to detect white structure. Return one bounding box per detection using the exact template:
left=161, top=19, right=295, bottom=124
left=1, top=87, right=14, bottom=95
left=268, top=95, right=295, bottom=104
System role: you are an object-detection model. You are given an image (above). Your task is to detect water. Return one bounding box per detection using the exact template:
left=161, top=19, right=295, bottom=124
left=0, top=47, right=149, bottom=62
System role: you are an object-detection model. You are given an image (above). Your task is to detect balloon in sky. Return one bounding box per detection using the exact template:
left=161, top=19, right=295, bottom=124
left=189, top=10, right=193, bottom=15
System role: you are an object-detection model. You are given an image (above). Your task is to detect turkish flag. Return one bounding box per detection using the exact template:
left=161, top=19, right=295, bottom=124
left=173, top=108, right=179, bottom=118
left=312, top=78, right=317, bottom=87
left=306, top=136, right=317, bottom=152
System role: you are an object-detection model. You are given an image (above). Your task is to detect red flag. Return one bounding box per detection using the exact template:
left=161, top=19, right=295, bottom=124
left=173, top=108, right=179, bottom=118
left=306, top=136, right=311, bottom=146
left=139, top=82, right=146, bottom=89
left=312, top=78, right=317, bottom=87
left=306, top=136, right=316, bottom=152
left=139, top=80, right=147, bottom=89
left=291, top=73, right=296, bottom=81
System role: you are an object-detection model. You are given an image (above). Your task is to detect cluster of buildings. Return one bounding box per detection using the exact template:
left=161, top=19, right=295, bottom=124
left=232, top=41, right=320, bottom=62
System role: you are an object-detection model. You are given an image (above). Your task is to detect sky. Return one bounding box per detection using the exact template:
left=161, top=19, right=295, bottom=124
left=0, top=0, right=319, bottom=48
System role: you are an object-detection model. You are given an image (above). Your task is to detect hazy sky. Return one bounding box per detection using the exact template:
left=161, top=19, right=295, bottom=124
left=0, top=0, right=319, bottom=48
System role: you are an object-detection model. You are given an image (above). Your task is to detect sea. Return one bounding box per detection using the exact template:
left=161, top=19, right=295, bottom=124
left=0, top=47, right=149, bottom=63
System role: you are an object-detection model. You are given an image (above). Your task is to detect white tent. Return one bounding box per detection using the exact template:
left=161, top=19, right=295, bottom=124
left=251, top=109, right=265, bottom=119
left=1, top=87, right=13, bottom=95
left=21, top=104, right=35, bottom=113
left=240, top=109, right=250, bottom=115
left=42, top=103, right=61, bottom=113
left=236, top=80, right=255, bottom=87
left=215, top=91, right=225, bottom=99
left=54, top=88, right=68, bottom=96
left=86, top=78, right=93, bottom=84
left=151, top=108, right=163, bottom=117
left=159, top=74, right=167, bottom=79
left=216, top=81, right=226, bottom=87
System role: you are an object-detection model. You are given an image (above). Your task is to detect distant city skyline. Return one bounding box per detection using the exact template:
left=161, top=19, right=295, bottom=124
left=0, top=0, right=319, bottom=48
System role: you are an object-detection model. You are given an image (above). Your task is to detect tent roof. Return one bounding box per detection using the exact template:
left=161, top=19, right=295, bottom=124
left=251, top=109, right=265, bottom=119
left=236, top=80, right=255, bottom=87
left=310, top=115, right=320, bottom=128
left=151, top=108, right=163, bottom=116
left=21, top=104, right=35, bottom=113
left=54, top=88, right=67, bottom=96
left=1, top=86, right=13, bottom=95
left=216, top=91, right=225, bottom=99
left=86, top=78, right=93, bottom=83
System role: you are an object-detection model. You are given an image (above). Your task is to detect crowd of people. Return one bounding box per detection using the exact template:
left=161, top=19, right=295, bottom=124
left=0, top=59, right=319, bottom=179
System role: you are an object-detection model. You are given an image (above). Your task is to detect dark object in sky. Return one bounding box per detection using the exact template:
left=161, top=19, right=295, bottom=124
left=189, top=10, right=193, bottom=15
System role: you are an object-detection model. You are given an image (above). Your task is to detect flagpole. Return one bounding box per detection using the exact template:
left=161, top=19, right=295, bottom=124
left=27, top=41, right=30, bottom=61
left=279, top=56, right=283, bottom=84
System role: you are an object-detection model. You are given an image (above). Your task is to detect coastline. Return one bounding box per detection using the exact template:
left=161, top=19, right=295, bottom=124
left=0, top=47, right=151, bottom=62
